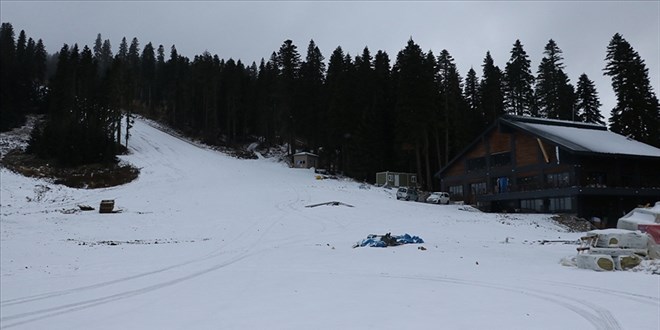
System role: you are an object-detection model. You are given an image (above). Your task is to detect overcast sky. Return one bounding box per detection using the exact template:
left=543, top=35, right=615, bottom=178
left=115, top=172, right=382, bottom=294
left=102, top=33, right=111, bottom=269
left=2, top=1, right=658, bottom=123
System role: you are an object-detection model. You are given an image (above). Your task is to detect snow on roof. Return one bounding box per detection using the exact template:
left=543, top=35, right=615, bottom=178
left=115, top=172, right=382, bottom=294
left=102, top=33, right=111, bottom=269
left=506, top=119, right=660, bottom=157
left=293, top=152, right=318, bottom=157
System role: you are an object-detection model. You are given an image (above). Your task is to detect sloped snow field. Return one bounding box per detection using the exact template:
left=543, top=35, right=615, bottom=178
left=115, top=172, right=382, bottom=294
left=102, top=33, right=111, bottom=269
left=1, top=118, right=658, bottom=329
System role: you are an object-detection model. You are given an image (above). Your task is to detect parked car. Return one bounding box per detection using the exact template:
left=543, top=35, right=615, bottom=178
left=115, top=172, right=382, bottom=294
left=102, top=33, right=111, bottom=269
left=426, top=192, right=450, bottom=204
left=396, top=187, right=419, bottom=201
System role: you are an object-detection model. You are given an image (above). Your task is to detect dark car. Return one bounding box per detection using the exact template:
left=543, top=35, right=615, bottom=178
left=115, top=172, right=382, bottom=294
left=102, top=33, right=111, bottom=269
left=396, top=187, right=419, bottom=201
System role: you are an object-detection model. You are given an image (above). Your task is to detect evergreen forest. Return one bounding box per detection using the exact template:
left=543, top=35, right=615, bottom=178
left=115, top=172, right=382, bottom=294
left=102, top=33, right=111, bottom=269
left=1, top=22, right=658, bottom=190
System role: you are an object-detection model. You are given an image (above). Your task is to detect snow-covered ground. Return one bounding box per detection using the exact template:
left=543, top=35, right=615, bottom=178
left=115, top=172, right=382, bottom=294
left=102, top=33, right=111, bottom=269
left=1, top=118, right=658, bottom=330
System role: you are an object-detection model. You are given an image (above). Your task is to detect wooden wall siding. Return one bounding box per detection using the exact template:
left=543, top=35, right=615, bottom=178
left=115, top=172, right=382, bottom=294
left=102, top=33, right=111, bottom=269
left=445, top=161, right=465, bottom=176
left=466, top=138, right=487, bottom=159
left=444, top=138, right=487, bottom=176
left=515, top=132, right=541, bottom=166
left=488, top=129, right=511, bottom=153
left=542, top=164, right=573, bottom=174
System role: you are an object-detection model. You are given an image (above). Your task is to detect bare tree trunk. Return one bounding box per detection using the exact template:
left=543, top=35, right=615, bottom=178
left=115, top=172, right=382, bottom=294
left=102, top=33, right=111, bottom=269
left=445, top=123, right=450, bottom=165
left=415, top=141, right=422, bottom=189
left=125, top=110, right=131, bottom=149
left=116, top=114, right=122, bottom=146
left=424, top=130, right=432, bottom=191
left=434, top=126, right=443, bottom=169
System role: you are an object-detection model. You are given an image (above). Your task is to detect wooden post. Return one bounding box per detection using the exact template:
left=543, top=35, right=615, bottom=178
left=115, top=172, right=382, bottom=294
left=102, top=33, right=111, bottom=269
left=537, top=138, right=550, bottom=164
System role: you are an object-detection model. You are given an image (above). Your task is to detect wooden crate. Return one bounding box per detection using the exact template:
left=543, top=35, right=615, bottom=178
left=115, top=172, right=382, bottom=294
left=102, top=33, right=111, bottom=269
left=99, top=200, right=115, bottom=213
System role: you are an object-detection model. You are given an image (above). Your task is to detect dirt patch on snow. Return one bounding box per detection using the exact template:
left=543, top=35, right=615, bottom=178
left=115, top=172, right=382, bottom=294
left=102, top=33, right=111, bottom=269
left=0, top=116, right=139, bottom=189
left=551, top=214, right=596, bottom=232
left=1, top=149, right=139, bottom=189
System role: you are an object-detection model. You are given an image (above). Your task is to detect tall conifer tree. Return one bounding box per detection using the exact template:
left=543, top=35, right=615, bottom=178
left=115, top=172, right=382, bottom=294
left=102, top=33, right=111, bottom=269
left=575, top=73, right=604, bottom=125
left=479, top=51, right=504, bottom=125
left=605, top=33, right=660, bottom=146
left=535, top=39, right=572, bottom=119
left=298, top=39, right=325, bottom=148
left=503, top=40, right=535, bottom=116
left=276, top=40, right=301, bottom=154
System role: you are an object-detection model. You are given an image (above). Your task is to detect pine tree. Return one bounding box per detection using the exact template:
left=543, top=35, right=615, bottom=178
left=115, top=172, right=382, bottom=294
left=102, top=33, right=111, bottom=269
left=535, top=39, right=573, bottom=119
left=76, top=46, right=96, bottom=101
left=324, top=46, right=353, bottom=172
left=558, top=78, right=576, bottom=120
left=93, top=33, right=103, bottom=59
left=15, top=30, right=26, bottom=61
left=30, top=42, right=117, bottom=166
left=298, top=39, right=325, bottom=149
left=98, top=39, right=112, bottom=77
left=347, top=46, right=376, bottom=180
left=605, top=33, right=660, bottom=146
left=464, top=68, right=480, bottom=114
left=503, top=40, right=535, bottom=116
left=575, top=73, right=604, bottom=125
left=128, top=37, right=140, bottom=71
left=34, top=39, right=47, bottom=84
left=117, top=37, right=128, bottom=61
left=255, top=54, right=280, bottom=144
left=392, top=39, right=436, bottom=188
left=0, top=23, right=19, bottom=130
left=479, top=51, right=504, bottom=125
left=14, top=30, right=32, bottom=113
left=372, top=50, right=395, bottom=172
left=275, top=39, right=301, bottom=155
left=438, top=49, right=467, bottom=164
left=464, top=67, right=486, bottom=137
left=141, top=42, right=156, bottom=112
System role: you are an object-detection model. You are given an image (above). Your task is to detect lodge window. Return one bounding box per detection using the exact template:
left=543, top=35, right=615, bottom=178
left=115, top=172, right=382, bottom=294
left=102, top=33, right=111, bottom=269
left=549, top=197, right=572, bottom=212
left=546, top=172, right=570, bottom=188
left=411, top=175, right=417, bottom=183
left=586, top=172, right=606, bottom=187
left=470, top=182, right=487, bottom=195
left=490, top=152, right=511, bottom=167
left=387, top=174, right=393, bottom=181
left=517, top=175, right=540, bottom=191
left=449, top=185, right=463, bottom=198
left=520, top=199, right=543, bottom=212
left=466, top=157, right=487, bottom=172
left=491, top=176, right=510, bottom=193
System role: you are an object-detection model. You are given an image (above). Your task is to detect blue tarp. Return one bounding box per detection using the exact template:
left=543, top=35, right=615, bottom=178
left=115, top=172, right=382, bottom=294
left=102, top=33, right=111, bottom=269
left=354, top=233, right=424, bottom=248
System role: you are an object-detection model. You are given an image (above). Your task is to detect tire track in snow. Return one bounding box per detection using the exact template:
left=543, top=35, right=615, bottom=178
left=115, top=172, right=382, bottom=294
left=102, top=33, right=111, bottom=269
left=0, top=210, right=273, bottom=307
left=0, top=250, right=257, bottom=329
left=2, top=119, right=258, bottom=312
left=536, top=279, right=659, bottom=305
left=1, top=186, right=308, bottom=327
left=379, top=274, right=623, bottom=330
left=1, top=218, right=312, bottom=328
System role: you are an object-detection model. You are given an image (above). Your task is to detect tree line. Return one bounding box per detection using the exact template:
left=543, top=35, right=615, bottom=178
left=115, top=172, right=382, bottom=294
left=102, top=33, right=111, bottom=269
left=1, top=22, right=658, bottom=189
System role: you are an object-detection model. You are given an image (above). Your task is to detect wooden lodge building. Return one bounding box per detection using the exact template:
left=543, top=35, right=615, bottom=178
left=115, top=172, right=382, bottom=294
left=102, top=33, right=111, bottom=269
left=435, top=115, right=660, bottom=227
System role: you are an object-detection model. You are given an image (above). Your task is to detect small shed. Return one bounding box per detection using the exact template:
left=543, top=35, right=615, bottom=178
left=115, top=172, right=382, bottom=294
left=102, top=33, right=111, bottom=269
left=293, top=152, right=319, bottom=169
left=376, top=171, right=417, bottom=188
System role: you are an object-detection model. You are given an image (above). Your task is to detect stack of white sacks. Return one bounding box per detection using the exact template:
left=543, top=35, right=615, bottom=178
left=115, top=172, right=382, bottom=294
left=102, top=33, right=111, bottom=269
left=576, top=202, right=660, bottom=271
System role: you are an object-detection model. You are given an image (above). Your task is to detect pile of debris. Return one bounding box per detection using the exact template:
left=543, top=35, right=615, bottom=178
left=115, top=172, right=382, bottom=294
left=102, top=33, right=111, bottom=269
left=551, top=214, right=596, bottom=232
left=576, top=202, right=660, bottom=271
left=353, top=233, right=424, bottom=248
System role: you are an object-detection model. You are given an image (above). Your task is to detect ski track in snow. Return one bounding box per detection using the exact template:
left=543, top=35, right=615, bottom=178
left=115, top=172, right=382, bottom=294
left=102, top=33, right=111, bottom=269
left=1, top=117, right=658, bottom=329
left=379, top=274, right=625, bottom=330
left=0, top=175, right=329, bottom=327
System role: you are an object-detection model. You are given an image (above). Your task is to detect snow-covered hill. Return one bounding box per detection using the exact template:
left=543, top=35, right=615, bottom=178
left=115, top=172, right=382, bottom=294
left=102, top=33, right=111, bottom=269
left=1, top=118, right=658, bottom=329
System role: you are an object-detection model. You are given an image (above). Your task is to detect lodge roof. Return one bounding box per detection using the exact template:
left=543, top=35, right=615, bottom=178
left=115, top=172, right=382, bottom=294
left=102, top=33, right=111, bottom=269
left=435, top=115, right=660, bottom=178
left=501, top=115, right=660, bottom=157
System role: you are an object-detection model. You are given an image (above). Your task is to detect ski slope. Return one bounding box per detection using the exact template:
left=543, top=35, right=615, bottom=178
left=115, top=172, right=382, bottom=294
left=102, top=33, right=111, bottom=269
left=1, top=118, right=658, bottom=329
